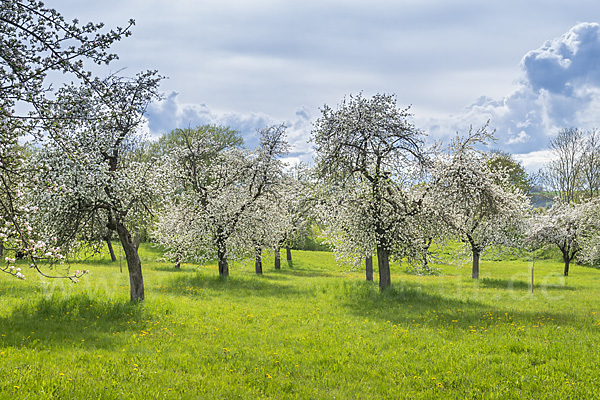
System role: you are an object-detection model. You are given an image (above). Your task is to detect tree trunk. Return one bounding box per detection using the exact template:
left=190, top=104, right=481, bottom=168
left=422, top=237, right=432, bottom=270
left=563, top=250, right=570, bottom=277
left=286, top=245, right=292, bottom=261
left=274, top=246, right=281, bottom=270
left=115, top=223, right=144, bottom=302
left=365, top=255, right=373, bottom=281
left=104, top=233, right=117, bottom=262
left=377, top=246, right=391, bottom=290
left=217, top=244, right=229, bottom=277
left=255, top=246, right=263, bottom=275
left=216, top=228, right=229, bottom=277
left=0, top=242, right=3, bottom=258
left=472, top=248, right=480, bottom=280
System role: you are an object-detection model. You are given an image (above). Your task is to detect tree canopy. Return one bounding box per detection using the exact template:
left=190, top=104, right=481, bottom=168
left=0, top=0, right=136, bottom=281
left=312, top=92, right=428, bottom=290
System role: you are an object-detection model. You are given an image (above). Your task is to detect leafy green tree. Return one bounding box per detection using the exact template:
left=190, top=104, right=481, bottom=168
left=488, top=150, right=532, bottom=193
left=151, top=125, right=244, bottom=159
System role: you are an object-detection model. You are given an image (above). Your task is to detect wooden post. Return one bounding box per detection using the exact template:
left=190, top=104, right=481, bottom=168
left=531, top=256, right=534, bottom=294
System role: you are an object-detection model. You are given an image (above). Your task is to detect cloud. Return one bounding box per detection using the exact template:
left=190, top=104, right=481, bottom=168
left=146, top=22, right=600, bottom=170
left=425, top=22, right=600, bottom=158
left=146, top=92, right=314, bottom=162
left=513, top=149, right=556, bottom=173
left=146, top=92, right=213, bottom=134
left=522, top=22, right=600, bottom=95
left=507, top=130, right=530, bottom=145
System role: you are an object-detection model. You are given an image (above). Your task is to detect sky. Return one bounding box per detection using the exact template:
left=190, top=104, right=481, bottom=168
left=50, top=0, right=600, bottom=171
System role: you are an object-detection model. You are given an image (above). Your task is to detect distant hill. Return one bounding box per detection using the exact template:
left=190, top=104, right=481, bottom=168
left=528, top=185, right=554, bottom=209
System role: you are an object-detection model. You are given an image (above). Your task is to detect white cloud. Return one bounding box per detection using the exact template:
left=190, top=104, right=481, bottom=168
left=513, top=150, right=556, bottom=173
left=425, top=22, right=600, bottom=156
left=144, top=22, right=600, bottom=170
left=48, top=0, right=600, bottom=167
left=522, top=22, right=600, bottom=95
left=507, top=130, right=530, bottom=145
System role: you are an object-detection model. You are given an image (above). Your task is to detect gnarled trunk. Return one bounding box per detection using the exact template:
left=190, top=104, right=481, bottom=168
left=286, top=245, right=292, bottom=261
left=216, top=229, right=229, bottom=277
left=365, top=255, right=373, bottom=282
left=115, top=222, right=144, bottom=302
left=422, top=237, right=432, bottom=270
left=274, top=246, right=281, bottom=270
left=255, top=246, right=263, bottom=275
left=217, top=245, right=229, bottom=277
left=467, top=235, right=481, bottom=280
left=562, top=249, right=570, bottom=277
left=377, top=246, right=391, bottom=290
left=104, top=231, right=117, bottom=262
left=472, top=248, right=480, bottom=280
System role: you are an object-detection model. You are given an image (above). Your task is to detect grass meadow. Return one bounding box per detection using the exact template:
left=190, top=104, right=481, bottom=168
left=0, top=244, right=599, bottom=399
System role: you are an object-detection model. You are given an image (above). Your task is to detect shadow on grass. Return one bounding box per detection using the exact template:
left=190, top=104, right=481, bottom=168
left=480, top=277, right=576, bottom=291
left=481, top=277, right=530, bottom=290
left=157, top=271, right=306, bottom=299
left=151, top=264, right=192, bottom=273
left=0, top=283, right=44, bottom=298
left=279, top=268, right=339, bottom=278
left=0, top=293, right=147, bottom=350
left=339, top=280, right=582, bottom=332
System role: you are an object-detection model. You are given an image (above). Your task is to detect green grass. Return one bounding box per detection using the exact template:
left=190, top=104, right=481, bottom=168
left=0, top=245, right=599, bottom=398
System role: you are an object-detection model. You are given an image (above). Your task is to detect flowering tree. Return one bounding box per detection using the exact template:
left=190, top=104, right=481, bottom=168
left=231, top=163, right=317, bottom=273
left=431, top=125, right=529, bottom=279
left=154, top=124, right=288, bottom=277
left=0, top=1, right=134, bottom=280
left=148, top=125, right=245, bottom=270
left=312, top=93, right=428, bottom=290
left=318, top=181, right=377, bottom=276
left=577, top=198, right=600, bottom=265
left=407, top=183, right=450, bottom=275
left=32, top=71, right=163, bottom=301
left=268, top=163, right=315, bottom=268
left=526, top=201, right=583, bottom=276
left=233, top=193, right=286, bottom=274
